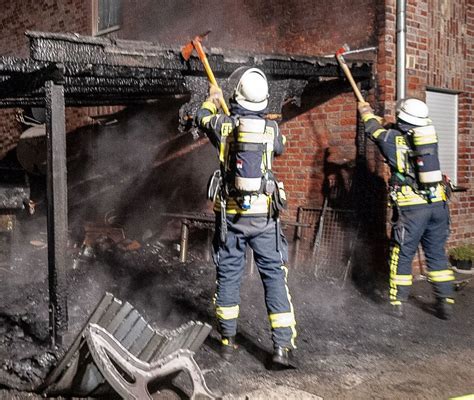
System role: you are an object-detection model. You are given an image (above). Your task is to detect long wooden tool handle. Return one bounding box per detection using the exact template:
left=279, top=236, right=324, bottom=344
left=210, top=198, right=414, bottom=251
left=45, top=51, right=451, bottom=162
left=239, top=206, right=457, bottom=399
left=336, top=54, right=365, bottom=103
left=193, top=41, right=230, bottom=116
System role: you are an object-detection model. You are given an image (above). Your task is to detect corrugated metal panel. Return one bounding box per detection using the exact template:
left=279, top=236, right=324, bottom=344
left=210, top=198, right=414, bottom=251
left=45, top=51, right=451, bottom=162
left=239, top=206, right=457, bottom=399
left=426, top=90, right=458, bottom=184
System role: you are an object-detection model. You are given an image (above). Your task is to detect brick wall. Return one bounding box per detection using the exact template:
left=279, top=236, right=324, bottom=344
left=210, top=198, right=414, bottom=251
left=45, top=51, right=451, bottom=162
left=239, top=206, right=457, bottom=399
left=0, top=0, right=93, bottom=159
left=0, top=0, right=91, bottom=57
left=405, top=0, right=429, bottom=99
left=0, top=110, right=22, bottom=158
left=275, top=92, right=359, bottom=216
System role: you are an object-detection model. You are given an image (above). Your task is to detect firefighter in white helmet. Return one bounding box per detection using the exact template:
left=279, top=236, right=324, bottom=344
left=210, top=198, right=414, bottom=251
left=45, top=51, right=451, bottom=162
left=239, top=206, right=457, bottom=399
left=358, top=98, right=454, bottom=319
left=196, top=67, right=296, bottom=367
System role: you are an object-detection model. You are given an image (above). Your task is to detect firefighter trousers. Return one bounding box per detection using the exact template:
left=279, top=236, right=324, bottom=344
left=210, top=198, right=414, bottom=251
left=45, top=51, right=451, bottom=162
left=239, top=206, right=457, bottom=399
left=212, top=214, right=297, bottom=349
left=388, top=202, right=454, bottom=304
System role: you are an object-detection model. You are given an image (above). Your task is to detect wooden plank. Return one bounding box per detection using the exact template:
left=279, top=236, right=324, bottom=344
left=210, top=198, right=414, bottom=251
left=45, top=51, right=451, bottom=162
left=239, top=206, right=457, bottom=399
left=42, top=293, right=114, bottom=389
left=120, top=317, right=148, bottom=350
left=186, top=323, right=212, bottom=353
left=139, top=334, right=165, bottom=362
left=113, top=310, right=141, bottom=343
left=162, top=325, right=193, bottom=356
left=96, top=298, right=122, bottom=327
left=105, top=302, right=134, bottom=334
left=73, top=299, right=133, bottom=395
left=128, top=324, right=154, bottom=357
left=45, top=80, right=68, bottom=347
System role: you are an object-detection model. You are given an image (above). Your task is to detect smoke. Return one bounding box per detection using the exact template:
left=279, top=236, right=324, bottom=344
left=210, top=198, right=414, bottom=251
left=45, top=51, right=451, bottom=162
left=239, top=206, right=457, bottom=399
left=2, top=92, right=219, bottom=348
left=117, top=0, right=376, bottom=57
left=66, top=99, right=217, bottom=241
left=118, top=0, right=306, bottom=54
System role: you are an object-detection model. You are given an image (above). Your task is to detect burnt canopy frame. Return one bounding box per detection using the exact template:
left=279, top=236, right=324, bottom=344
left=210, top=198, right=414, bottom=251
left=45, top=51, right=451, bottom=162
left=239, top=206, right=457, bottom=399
left=0, top=31, right=373, bottom=347
left=0, top=31, right=373, bottom=110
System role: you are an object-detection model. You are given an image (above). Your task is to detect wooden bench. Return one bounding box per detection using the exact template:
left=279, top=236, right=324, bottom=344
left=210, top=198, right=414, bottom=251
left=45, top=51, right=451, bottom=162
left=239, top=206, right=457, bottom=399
left=42, top=293, right=217, bottom=399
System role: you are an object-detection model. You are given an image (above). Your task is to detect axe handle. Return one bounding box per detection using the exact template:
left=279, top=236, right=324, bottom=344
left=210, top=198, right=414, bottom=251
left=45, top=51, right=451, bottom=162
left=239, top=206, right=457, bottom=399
left=336, top=54, right=365, bottom=103
left=193, top=40, right=230, bottom=115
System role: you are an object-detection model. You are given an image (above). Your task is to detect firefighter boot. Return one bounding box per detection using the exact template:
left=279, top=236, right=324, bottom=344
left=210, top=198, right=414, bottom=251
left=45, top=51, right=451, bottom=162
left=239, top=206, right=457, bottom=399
left=220, top=336, right=237, bottom=361
left=272, top=346, right=291, bottom=367
left=390, top=302, right=405, bottom=319
left=435, top=298, right=453, bottom=320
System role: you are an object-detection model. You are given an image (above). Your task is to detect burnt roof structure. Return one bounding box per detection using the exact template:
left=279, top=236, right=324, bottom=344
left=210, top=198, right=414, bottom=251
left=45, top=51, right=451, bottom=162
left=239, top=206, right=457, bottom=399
left=0, top=31, right=373, bottom=347
left=0, top=32, right=372, bottom=113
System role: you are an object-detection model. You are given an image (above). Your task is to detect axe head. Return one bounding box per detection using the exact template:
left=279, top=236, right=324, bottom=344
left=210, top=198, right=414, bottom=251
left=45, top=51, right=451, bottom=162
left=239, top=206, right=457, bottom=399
left=181, top=30, right=212, bottom=61
left=335, top=43, right=350, bottom=57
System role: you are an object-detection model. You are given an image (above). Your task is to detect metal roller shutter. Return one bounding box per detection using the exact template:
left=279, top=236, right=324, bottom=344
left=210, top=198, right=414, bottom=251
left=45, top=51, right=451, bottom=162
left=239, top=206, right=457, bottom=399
left=426, top=90, right=458, bottom=184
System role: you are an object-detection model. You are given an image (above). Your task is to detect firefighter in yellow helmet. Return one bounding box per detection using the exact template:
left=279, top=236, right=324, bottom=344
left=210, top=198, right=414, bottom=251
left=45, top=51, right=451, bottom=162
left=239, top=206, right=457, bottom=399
left=358, top=98, right=454, bottom=319
left=196, top=67, right=296, bottom=366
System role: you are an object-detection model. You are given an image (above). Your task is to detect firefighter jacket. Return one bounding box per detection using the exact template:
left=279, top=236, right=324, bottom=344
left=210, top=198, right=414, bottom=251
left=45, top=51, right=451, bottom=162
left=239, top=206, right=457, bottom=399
left=361, top=112, right=446, bottom=208
left=196, top=100, right=286, bottom=216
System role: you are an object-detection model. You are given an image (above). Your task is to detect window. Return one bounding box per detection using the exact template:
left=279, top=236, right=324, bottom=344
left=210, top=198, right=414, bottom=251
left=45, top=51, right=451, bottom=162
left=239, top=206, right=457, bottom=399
left=426, top=90, right=458, bottom=185
left=93, top=0, right=122, bottom=36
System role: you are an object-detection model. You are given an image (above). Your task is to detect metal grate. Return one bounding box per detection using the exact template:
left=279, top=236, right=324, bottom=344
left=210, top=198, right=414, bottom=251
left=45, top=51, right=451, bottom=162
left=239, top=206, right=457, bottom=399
left=296, top=179, right=361, bottom=282
left=312, top=204, right=359, bottom=281
left=295, top=206, right=322, bottom=243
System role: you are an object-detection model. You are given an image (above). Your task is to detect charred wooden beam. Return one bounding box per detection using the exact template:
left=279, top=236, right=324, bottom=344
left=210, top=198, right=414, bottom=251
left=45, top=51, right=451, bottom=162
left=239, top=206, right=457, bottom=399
left=64, top=76, right=183, bottom=89
left=64, top=84, right=184, bottom=96
left=28, top=31, right=184, bottom=70
left=0, top=95, right=187, bottom=108
left=0, top=56, right=50, bottom=73
left=45, top=80, right=68, bottom=347
left=27, top=31, right=371, bottom=80
left=61, top=97, right=175, bottom=106
left=0, top=63, right=63, bottom=97
left=0, top=97, right=45, bottom=107
left=0, top=75, right=186, bottom=97
left=0, top=57, right=185, bottom=81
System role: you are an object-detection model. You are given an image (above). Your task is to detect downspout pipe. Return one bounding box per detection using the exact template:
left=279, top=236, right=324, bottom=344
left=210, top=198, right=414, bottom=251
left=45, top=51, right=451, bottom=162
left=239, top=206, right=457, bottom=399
left=396, top=0, right=407, bottom=101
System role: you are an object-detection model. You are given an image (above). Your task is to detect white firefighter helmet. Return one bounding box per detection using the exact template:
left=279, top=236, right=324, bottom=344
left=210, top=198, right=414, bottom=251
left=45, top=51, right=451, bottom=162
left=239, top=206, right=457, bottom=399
left=396, top=98, right=430, bottom=126
left=230, top=67, right=269, bottom=112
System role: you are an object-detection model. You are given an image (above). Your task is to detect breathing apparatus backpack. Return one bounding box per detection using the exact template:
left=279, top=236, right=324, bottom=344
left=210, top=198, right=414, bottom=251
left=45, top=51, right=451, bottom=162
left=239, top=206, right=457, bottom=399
left=228, top=116, right=276, bottom=209
left=406, top=124, right=443, bottom=199
left=208, top=115, right=286, bottom=212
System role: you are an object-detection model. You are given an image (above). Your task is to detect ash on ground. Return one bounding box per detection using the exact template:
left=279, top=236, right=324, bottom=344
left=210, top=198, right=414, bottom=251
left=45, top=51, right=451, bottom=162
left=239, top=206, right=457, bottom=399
left=0, top=214, right=473, bottom=400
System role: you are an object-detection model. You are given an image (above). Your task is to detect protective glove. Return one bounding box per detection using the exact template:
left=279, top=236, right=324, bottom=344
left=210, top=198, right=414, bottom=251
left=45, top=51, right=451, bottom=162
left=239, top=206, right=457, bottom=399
left=358, top=101, right=374, bottom=117
left=207, top=83, right=224, bottom=109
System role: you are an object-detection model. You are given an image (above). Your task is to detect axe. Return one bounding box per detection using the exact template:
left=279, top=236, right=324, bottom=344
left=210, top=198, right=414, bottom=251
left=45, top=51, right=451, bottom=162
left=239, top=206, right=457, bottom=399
left=335, top=44, right=367, bottom=103
left=181, top=31, right=230, bottom=115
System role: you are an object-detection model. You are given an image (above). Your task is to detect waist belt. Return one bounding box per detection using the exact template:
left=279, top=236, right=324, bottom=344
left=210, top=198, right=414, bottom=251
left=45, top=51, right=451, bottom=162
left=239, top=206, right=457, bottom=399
left=229, top=142, right=265, bottom=152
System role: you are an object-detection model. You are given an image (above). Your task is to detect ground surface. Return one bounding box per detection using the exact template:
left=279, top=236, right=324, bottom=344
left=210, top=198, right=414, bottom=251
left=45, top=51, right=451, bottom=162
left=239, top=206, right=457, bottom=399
left=0, top=218, right=473, bottom=400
